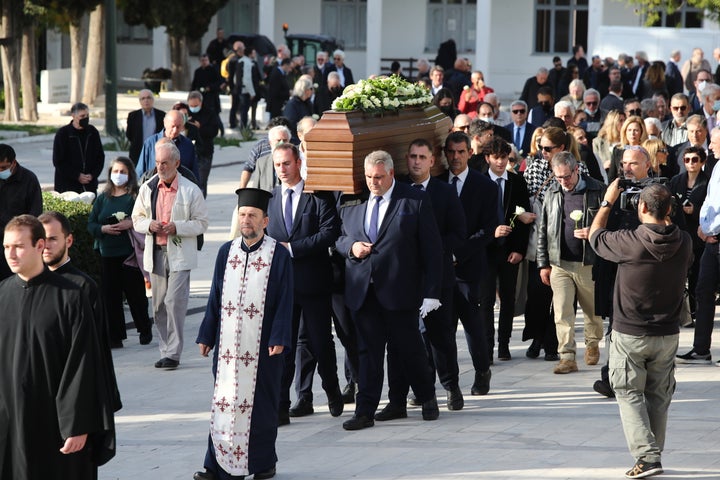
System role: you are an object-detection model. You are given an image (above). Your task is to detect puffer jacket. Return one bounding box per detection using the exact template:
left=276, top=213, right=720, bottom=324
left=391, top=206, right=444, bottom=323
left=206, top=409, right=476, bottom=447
left=537, top=174, right=606, bottom=268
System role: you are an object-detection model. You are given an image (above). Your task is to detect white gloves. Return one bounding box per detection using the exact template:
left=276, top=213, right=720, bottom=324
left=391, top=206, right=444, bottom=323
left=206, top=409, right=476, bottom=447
left=419, top=298, right=442, bottom=319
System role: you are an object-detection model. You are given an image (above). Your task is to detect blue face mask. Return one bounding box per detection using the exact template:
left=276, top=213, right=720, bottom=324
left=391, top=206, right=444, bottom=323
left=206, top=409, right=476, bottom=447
left=713, top=100, right=720, bottom=113
left=189, top=105, right=201, bottom=113
left=0, top=165, right=12, bottom=180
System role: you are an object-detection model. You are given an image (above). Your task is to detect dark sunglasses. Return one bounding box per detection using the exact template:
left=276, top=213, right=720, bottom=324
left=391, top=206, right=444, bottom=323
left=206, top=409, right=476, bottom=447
left=541, top=145, right=558, bottom=152
left=585, top=101, right=598, bottom=106
left=671, top=105, right=687, bottom=111
left=512, top=109, right=526, bottom=114
left=684, top=156, right=702, bottom=164
left=627, top=108, right=642, bottom=116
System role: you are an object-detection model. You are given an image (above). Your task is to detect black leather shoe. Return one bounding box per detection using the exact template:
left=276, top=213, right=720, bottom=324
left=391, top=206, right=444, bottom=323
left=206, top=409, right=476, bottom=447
left=327, top=389, right=344, bottom=417
left=421, top=396, right=439, bottom=421
left=470, top=369, right=491, bottom=395
left=544, top=353, right=560, bottom=362
left=374, top=403, right=407, bottom=421
left=446, top=387, right=464, bottom=411
left=139, top=330, right=153, bottom=345
left=278, top=410, right=290, bottom=426
left=593, top=379, right=616, bottom=398
left=526, top=339, right=541, bottom=358
left=341, top=383, right=356, bottom=404
left=193, top=471, right=219, bottom=480
left=254, top=466, right=276, bottom=479
left=288, top=398, right=314, bottom=417
left=498, top=343, right=511, bottom=361
left=154, top=357, right=179, bottom=369
left=342, top=414, right=374, bottom=430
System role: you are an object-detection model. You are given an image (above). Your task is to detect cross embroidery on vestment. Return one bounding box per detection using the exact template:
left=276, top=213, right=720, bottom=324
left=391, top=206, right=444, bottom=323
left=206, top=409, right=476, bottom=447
left=239, top=351, right=255, bottom=367
left=228, top=255, right=242, bottom=269
left=215, top=396, right=231, bottom=412
left=249, top=256, right=269, bottom=272
left=243, top=303, right=260, bottom=318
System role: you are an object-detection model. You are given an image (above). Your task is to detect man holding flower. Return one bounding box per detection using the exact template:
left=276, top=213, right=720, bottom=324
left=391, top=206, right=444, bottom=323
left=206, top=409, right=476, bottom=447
left=537, top=151, right=606, bottom=374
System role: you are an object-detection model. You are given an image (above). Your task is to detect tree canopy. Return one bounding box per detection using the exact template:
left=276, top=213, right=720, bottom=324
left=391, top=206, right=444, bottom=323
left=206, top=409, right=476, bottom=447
left=119, top=0, right=229, bottom=40
left=627, top=0, right=720, bottom=25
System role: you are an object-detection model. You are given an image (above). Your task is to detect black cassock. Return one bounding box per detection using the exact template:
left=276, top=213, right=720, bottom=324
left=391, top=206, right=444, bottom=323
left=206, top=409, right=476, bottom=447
left=0, top=269, right=116, bottom=480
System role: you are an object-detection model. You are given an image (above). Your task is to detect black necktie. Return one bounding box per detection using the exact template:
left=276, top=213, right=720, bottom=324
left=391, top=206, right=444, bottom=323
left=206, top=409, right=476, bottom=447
left=284, top=189, right=293, bottom=235
left=451, top=176, right=460, bottom=197
left=413, top=183, right=424, bottom=191
left=496, top=177, right=505, bottom=223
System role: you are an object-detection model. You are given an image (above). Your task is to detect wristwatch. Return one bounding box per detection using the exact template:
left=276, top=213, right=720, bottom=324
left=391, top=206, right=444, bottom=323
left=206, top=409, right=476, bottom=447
left=600, top=200, right=613, bottom=208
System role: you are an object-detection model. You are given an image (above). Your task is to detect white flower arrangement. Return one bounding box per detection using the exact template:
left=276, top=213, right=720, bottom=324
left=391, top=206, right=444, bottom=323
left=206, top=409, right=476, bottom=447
left=569, top=210, right=584, bottom=229
left=331, top=75, right=433, bottom=114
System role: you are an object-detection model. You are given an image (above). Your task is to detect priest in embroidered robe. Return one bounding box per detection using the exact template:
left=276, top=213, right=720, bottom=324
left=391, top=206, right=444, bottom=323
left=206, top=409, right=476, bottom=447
left=0, top=215, right=117, bottom=480
left=195, top=188, right=293, bottom=480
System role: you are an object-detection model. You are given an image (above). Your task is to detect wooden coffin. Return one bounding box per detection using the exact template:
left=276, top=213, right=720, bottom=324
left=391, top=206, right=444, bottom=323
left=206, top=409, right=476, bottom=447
left=304, top=105, right=452, bottom=193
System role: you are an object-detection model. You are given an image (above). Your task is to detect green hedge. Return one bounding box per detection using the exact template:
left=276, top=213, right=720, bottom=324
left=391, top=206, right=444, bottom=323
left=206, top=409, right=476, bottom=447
left=42, top=192, right=101, bottom=283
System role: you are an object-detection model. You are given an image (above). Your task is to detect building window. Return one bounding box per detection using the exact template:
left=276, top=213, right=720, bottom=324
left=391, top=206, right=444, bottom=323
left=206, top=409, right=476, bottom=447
left=645, top=5, right=703, bottom=28
left=534, top=0, right=588, bottom=55
left=117, top=12, right=152, bottom=44
left=426, top=0, right=476, bottom=53
left=322, top=0, right=367, bottom=50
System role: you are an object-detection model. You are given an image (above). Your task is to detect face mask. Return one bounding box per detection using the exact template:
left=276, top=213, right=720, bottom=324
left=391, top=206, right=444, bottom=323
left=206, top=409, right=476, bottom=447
left=713, top=100, right=720, bottom=112
left=698, top=81, right=708, bottom=93
left=0, top=167, right=11, bottom=180
left=79, top=117, right=90, bottom=129
left=189, top=105, right=201, bottom=113
left=479, top=116, right=494, bottom=123
left=111, top=172, right=128, bottom=186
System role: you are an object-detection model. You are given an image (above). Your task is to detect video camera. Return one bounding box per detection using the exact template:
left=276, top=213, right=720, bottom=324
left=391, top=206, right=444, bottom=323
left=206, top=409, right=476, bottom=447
left=618, top=177, right=669, bottom=212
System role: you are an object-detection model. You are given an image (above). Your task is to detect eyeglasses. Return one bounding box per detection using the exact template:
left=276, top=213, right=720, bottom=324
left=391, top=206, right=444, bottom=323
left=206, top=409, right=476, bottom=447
left=671, top=105, right=688, bottom=111
left=684, top=156, right=702, bottom=164
left=541, top=145, right=558, bottom=152
left=585, top=101, right=598, bottom=106
left=512, top=109, right=526, bottom=114
left=140, top=96, right=153, bottom=100
left=554, top=171, right=575, bottom=181
left=627, top=109, right=642, bottom=116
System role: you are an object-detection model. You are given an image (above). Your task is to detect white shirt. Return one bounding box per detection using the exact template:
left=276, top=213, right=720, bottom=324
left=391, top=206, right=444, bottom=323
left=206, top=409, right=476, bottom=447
left=448, top=167, right=470, bottom=196
left=364, top=180, right=395, bottom=237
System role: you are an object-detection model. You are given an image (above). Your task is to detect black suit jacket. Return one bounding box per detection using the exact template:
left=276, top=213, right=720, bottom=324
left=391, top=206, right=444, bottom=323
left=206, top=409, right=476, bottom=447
left=126, top=108, right=165, bottom=164
left=504, top=122, right=537, bottom=155
left=484, top=171, right=531, bottom=256
left=398, top=176, right=467, bottom=290
left=323, top=64, right=355, bottom=87
left=435, top=169, right=499, bottom=282
left=267, top=67, right=290, bottom=117
left=666, top=61, right=684, bottom=97
left=267, top=187, right=340, bottom=296
left=336, top=181, right=442, bottom=311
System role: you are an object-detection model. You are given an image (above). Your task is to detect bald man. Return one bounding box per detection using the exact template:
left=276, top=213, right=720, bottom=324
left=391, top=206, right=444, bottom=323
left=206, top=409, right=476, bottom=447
left=136, top=110, right=199, bottom=180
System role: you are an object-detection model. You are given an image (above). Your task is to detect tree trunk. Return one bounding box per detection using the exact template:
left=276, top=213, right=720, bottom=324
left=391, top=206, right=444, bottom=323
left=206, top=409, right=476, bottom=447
left=21, top=23, right=38, bottom=122
left=0, top=0, right=22, bottom=121
left=69, top=20, right=86, bottom=104
left=169, top=34, right=190, bottom=91
left=82, top=4, right=104, bottom=105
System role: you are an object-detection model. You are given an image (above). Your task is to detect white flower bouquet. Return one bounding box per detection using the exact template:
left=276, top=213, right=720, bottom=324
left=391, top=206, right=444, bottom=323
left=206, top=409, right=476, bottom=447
left=331, top=75, right=433, bottom=114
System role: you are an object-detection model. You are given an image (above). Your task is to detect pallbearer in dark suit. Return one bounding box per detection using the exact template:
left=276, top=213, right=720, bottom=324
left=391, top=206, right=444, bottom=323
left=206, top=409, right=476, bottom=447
left=336, top=150, right=443, bottom=430
left=436, top=131, right=498, bottom=395
left=481, top=137, right=534, bottom=361
left=379, top=139, right=467, bottom=419
left=265, top=143, right=343, bottom=425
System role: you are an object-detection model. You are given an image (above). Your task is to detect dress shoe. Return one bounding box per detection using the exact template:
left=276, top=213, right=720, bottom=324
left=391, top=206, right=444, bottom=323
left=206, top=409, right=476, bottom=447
left=584, top=345, right=600, bottom=365
left=139, top=330, right=153, bottom=345
left=593, top=379, right=615, bottom=398
left=526, top=339, right=541, bottom=358
left=110, top=340, right=124, bottom=349
left=254, top=466, right=276, bottom=479
left=193, top=471, right=219, bottom=480
left=278, top=410, right=290, bottom=426
left=374, top=403, right=407, bottom=421
left=421, top=396, right=439, bottom=421
left=288, top=398, right=314, bottom=417
left=446, top=387, right=464, bottom=411
left=154, top=357, right=179, bottom=369
left=544, top=352, right=560, bottom=362
left=342, top=414, right=374, bottom=430
left=470, top=369, right=491, bottom=395
left=341, top=383, right=356, bottom=404
left=327, top=388, right=344, bottom=417
left=498, top=343, right=511, bottom=361
left=406, top=392, right=421, bottom=407
left=553, top=359, right=578, bottom=374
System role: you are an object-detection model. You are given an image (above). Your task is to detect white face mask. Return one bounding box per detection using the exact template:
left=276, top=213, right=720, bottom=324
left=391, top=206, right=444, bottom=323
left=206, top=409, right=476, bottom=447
left=111, top=172, right=128, bottom=186
left=479, top=116, right=494, bottom=123
left=698, top=80, right=708, bottom=93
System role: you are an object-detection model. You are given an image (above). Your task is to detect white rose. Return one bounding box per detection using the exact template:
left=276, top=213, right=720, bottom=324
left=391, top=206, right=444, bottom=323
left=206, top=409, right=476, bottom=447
left=514, top=206, right=526, bottom=215
left=114, top=212, right=127, bottom=221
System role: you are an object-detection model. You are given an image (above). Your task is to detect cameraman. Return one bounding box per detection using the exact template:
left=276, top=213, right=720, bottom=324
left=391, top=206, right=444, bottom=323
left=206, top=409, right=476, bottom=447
left=592, top=146, right=685, bottom=397
left=589, top=181, right=692, bottom=479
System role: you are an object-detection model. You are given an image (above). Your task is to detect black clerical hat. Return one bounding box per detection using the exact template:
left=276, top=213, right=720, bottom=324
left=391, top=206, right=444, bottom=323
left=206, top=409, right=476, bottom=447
left=235, top=188, right=273, bottom=212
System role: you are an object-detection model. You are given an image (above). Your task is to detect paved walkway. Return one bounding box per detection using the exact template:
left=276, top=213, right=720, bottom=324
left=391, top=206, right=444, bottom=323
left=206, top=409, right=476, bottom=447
left=6, top=96, right=720, bottom=479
